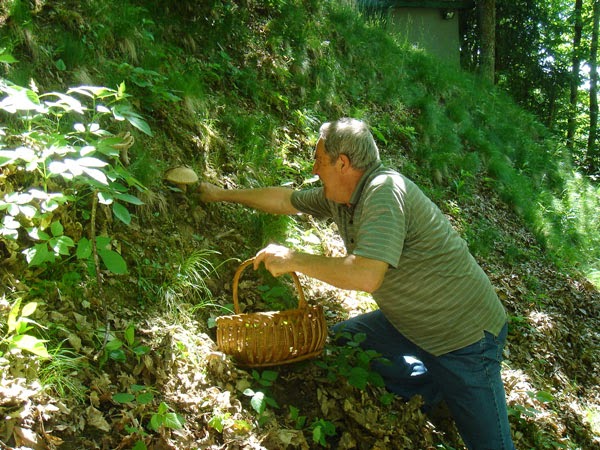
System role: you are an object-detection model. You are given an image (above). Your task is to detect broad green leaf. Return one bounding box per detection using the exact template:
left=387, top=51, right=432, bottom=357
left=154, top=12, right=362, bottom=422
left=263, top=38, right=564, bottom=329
left=51, top=221, right=64, bottom=237
left=127, top=115, right=153, bottom=136
left=112, top=393, right=135, bottom=403
left=208, top=415, right=225, bottom=432
left=124, top=323, right=135, bottom=346
left=28, top=227, right=51, bottom=241
left=149, top=414, right=162, bottom=431
left=112, top=104, right=153, bottom=136
left=3, top=215, right=21, bottom=229
left=49, top=235, right=75, bottom=255
left=96, top=138, right=120, bottom=158
left=82, top=166, right=108, bottom=185
left=105, top=339, right=123, bottom=351
left=348, top=366, right=369, bottom=390
left=7, top=298, right=22, bottom=333
left=12, top=192, right=33, bottom=204
left=136, top=392, right=154, bottom=405
left=109, top=348, right=126, bottom=362
left=0, top=54, right=18, bottom=63
left=97, top=191, right=114, bottom=205
left=24, top=243, right=54, bottom=266
left=48, top=160, right=69, bottom=175
left=262, top=370, right=278, bottom=382
left=99, top=248, right=127, bottom=274
left=44, top=92, right=84, bottom=114
left=132, top=345, right=150, bottom=356
left=96, top=235, right=111, bottom=249
left=54, top=59, right=66, bottom=71
left=0, top=149, right=17, bottom=166
left=0, top=227, right=19, bottom=239
left=157, top=402, right=168, bottom=415
left=76, top=237, right=92, bottom=259
left=63, top=158, right=84, bottom=176
left=21, top=302, right=38, bottom=317
left=67, top=86, right=115, bottom=98
left=78, top=156, right=108, bottom=167
left=15, top=146, right=36, bottom=162
left=10, top=334, right=50, bottom=358
left=535, top=390, right=554, bottom=403
left=162, top=413, right=184, bottom=430
left=116, top=193, right=144, bottom=205
left=18, top=204, right=37, bottom=219
left=80, top=145, right=96, bottom=155
left=112, top=202, right=131, bottom=225
left=5, top=204, right=19, bottom=216
left=313, top=427, right=324, bottom=445
left=0, top=85, right=43, bottom=113
left=250, top=391, right=266, bottom=414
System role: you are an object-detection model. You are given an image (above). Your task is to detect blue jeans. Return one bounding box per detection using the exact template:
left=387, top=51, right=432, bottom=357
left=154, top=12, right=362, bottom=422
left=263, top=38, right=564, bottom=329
left=333, top=310, right=515, bottom=450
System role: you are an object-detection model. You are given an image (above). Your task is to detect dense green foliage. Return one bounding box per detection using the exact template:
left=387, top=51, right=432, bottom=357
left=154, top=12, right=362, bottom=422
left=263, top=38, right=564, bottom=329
left=1, top=1, right=600, bottom=449
left=4, top=0, right=596, bottom=276
left=460, top=0, right=600, bottom=176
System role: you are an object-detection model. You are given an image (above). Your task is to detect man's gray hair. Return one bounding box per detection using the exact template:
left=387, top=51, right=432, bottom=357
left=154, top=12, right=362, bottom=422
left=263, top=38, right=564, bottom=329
left=319, top=118, right=380, bottom=170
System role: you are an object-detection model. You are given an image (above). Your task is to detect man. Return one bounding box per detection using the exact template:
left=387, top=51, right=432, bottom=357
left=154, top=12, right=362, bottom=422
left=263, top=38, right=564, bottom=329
left=199, top=118, right=515, bottom=449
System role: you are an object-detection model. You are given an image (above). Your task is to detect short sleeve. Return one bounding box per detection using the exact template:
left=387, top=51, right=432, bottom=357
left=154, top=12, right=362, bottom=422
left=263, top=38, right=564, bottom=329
left=291, top=188, right=335, bottom=219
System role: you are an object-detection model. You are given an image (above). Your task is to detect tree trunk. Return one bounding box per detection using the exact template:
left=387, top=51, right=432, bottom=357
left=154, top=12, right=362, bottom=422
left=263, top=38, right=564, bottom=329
left=567, top=0, right=584, bottom=151
left=587, top=0, right=600, bottom=175
left=477, top=0, right=496, bottom=83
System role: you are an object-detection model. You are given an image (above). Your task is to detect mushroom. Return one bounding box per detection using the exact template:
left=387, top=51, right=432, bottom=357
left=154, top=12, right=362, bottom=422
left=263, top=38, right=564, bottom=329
left=164, top=166, right=199, bottom=192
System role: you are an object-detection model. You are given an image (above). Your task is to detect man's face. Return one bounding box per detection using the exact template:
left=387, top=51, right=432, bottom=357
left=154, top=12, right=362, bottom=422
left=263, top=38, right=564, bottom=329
left=313, top=138, right=343, bottom=202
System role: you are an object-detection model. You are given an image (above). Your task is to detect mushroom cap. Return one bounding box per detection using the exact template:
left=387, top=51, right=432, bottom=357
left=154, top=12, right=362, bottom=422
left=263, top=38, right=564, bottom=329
left=164, top=167, right=199, bottom=184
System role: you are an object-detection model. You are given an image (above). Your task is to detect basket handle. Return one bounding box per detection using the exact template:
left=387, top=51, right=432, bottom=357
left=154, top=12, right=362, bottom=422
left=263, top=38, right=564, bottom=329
left=232, top=258, right=307, bottom=314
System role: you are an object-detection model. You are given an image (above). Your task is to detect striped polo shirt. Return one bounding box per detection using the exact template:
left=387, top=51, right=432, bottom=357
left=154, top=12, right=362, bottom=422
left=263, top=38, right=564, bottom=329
left=291, top=162, right=506, bottom=356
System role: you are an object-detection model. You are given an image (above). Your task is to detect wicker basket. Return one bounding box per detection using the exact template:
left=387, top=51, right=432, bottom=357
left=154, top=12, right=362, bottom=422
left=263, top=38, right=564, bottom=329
left=216, top=258, right=328, bottom=367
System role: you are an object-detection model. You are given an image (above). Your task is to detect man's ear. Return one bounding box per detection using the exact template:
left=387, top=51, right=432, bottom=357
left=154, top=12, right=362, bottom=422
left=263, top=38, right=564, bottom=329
left=339, top=154, right=351, bottom=172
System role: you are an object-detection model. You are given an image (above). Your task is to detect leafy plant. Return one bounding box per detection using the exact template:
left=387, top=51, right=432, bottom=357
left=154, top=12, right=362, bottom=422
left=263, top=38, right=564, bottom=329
left=310, top=418, right=336, bottom=447
left=113, top=384, right=155, bottom=406
left=0, top=296, right=49, bottom=358
left=288, top=405, right=307, bottom=430
left=243, top=370, right=280, bottom=426
left=148, top=401, right=185, bottom=431
left=100, top=322, right=150, bottom=365
left=0, top=79, right=150, bottom=276
left=315, top=331, right=387, bottom=391
left=208, top=412, right=252, bottom=434
left=113, top=386, right=183, bottom=437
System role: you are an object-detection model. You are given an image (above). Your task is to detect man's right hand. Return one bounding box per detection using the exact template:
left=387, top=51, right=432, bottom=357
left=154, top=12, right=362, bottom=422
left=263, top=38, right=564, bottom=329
left=197, top=182, right=223, bottom=203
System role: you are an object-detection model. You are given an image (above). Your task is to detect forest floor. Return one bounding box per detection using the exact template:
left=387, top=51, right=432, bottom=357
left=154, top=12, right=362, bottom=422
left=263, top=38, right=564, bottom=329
left=1, top=183, right=600, bottom=450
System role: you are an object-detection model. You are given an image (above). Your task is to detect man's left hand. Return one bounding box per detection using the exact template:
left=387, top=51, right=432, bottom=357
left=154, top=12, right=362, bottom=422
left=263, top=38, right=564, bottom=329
left=253, top=244, right=295, bottom=277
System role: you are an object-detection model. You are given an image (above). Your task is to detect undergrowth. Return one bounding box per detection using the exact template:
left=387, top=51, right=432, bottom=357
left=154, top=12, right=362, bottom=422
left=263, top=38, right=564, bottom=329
left=1, top=0, right=600, bottom=448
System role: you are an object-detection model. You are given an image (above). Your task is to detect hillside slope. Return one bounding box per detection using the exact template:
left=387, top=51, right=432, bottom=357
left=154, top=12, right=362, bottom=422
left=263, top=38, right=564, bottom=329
left=1, top=1, right=599, bottom=449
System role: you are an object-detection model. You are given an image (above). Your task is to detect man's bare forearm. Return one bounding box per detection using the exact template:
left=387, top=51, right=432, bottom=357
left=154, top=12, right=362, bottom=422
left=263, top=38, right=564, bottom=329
left=199, top=183, right=299, bottom=215
left=254, top=245, right=388, bottom=293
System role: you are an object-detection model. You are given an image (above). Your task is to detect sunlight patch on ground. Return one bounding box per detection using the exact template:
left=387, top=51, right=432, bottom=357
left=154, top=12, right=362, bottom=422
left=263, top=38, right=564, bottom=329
left=527, top=310, right=555, bottom=334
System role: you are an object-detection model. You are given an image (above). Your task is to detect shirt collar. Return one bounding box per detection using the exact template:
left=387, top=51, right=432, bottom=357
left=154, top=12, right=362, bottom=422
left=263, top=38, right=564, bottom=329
left=347, top=161, right=384, bottom=209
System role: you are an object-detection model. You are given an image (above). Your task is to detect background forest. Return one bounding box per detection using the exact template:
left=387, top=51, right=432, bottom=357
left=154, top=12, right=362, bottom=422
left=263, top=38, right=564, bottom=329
left=1, top=0, right=599, bottom=449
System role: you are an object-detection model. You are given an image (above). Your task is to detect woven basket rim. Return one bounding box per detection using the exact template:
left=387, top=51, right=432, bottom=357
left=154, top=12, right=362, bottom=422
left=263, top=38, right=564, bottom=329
left=216, top=257, right=328, bottom=368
